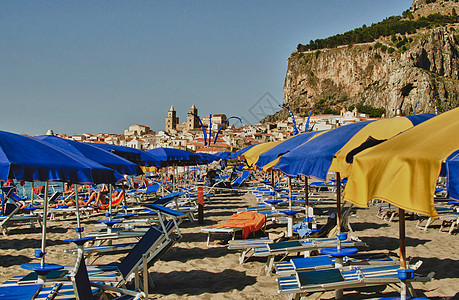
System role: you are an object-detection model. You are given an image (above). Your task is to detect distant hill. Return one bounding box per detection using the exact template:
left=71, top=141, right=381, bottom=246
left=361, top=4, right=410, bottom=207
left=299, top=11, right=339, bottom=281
left=263, top=0, right=459, bottom=123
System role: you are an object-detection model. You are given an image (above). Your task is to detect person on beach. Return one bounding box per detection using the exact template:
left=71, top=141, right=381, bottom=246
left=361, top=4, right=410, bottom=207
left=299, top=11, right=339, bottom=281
left=82, top=189, right=120, bottom=207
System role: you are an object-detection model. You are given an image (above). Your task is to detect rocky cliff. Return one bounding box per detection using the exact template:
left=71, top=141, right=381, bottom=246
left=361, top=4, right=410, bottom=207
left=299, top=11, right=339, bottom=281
left=267, top=0, right=459, bottom=122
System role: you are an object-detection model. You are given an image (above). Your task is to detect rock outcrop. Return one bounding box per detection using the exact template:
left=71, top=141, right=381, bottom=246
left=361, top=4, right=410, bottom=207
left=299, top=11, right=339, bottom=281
left=268, top=0, right=459, bottom=121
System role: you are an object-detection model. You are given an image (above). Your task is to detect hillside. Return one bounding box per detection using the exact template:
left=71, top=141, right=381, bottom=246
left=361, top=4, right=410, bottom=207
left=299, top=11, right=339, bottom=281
left=263, top=0, right=459, bottom=123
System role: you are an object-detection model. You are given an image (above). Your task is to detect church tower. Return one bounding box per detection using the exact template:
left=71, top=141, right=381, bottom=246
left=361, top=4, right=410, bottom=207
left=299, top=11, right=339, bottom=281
left=165, top=105, right=177, bottom=133
left=187, top=104, right=199, bottom=130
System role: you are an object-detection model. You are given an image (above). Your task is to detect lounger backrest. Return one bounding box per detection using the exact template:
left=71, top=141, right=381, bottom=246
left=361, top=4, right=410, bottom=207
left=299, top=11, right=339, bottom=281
left=152, top=192, right=184, bottom=205
left=71, top=248, right=93, bottom=300
left=117, top=226, right=164, bottom=279
left=232, top=170, right=250, bottom=187
left=144, top=204, right=186, bottom=218
left=144, top=184, right=160, bottom=194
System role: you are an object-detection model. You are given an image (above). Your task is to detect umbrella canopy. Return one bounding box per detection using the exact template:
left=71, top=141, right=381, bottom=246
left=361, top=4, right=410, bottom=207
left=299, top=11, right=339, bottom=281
left=257, top=131, right=326, bottom=171
left=0, top=130, right=122, bottom=184
left=273, top=114, right=434, bottom=180
left=195, top=152, right=219, bottom=164
left=89, top=143, right=162, bottom=167
left=213, top=151, right=231, bottom=160
left=240, top=140, right=284, bottom=167
left=229, top=144, right=258, bottom=159
left=146, top=147, right=199, bottom=166
left=34, top=135, right=143, bottom=176
left=343, top=108, right=459, bottom=219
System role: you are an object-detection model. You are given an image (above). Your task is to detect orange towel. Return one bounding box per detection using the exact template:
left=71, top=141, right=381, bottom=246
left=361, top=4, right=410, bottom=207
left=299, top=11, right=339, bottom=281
left=212, top=211, right=266, bottom=238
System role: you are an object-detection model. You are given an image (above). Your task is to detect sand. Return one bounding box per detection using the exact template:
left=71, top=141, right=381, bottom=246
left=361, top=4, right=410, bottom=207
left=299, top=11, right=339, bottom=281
left=0, top=190, right=458, bottom=299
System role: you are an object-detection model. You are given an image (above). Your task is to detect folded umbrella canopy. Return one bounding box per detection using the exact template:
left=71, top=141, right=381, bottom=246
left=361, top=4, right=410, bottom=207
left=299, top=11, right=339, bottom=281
left=34, top=135, right=143, bottom=176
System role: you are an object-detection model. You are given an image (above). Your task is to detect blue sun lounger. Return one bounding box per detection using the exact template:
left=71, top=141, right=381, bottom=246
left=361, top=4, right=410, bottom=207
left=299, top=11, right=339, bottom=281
left=274, top=252, right=397, bottom=276
left=0, top=187, right=44, bottom=235
left=277, top=263, right=433, bottom=299
left=253, top=237, right=367, bottom=276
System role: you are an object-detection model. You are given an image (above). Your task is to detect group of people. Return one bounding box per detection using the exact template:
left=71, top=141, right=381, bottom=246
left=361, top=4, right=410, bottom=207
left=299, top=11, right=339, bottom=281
left=50, top=184, right=120, bottom=208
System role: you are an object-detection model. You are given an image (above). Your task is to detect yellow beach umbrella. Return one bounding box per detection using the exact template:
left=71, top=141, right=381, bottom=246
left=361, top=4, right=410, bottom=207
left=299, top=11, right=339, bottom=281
left=342, top=108, right=459, bottom=299
left=261, top=131, right=327, bottom=172
left=330, top=117, right=423, bottom=178
left=344, top=108, right=459, bottom=218
left=240, top=140, right=284, bottom=167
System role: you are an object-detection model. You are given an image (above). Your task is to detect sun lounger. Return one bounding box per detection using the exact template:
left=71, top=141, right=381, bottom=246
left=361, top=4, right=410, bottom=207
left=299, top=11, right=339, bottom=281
left=0, top=187, right=44, bottom=235
left=277, top=262, right=433, bottom=299
left=201, top=211, right=266, bottom=247
left=70, top=248, right=146, bottom=299
left=77, top=225, right=176, bottom=295
left=438, top=211, right=459, bottom=234
left=65, top=220, right=176, bottom=264
left=254, top=236, right=367, bottom=276
left=274, top=252, right=397, bottom=276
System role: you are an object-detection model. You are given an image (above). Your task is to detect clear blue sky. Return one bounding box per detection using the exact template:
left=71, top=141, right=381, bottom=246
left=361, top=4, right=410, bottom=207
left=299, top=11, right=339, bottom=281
left=1, top=0, right=413, bottom=135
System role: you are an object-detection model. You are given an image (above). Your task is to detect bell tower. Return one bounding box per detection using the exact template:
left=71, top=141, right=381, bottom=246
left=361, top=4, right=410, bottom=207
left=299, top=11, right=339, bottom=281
left=187, top=104, right=199, bottom=130
left=165, top=105, right=177, bottom=132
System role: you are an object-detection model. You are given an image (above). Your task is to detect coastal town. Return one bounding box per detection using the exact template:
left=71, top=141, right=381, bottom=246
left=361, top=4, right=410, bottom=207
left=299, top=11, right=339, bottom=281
left=55, top=105, right=375, bottom=153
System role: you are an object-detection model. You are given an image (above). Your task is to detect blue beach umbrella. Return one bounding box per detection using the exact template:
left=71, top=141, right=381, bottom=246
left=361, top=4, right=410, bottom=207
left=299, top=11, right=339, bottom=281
left=273, top=114, right=435, bottom=180
left=89, top=143, right=162, bottom=167
left=34, top=135, right=143, bottom=176
left=272, top=114, right=435, bottom=236
left=213, top=151, right=231, bottom=160
left=229, top=144, right=259, bottom=160
left=0, top=131, right=122, bottom=184
left=0, top=130, right=123, bottom=268
left=195, top=152, right=219, bottom=165
left=256, top=130, right=325, bottom=169
left=146, top=147, right=199, bottom=166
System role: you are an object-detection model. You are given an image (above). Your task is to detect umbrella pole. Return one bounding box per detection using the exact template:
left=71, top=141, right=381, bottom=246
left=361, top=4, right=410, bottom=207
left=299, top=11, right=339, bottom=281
left=287, top=176, right=294, bottom=237
left=1, top=185, right=4, bottom=217
left=108, top=184, right=113, bottom=221
left=271, top=169, right=274, bottom=190
left=336, top=172, right=342, bottom=248
left=74, top=184, right=81, bottom=239
left=41, top=182, right=49, bottom=267
left=304, top=176, right=309, bottom=221
left=399, top=208, right=407, bottom=300
left=122, top=181, right=127, bottom=214
left=31, top=182, right=34, bottom=202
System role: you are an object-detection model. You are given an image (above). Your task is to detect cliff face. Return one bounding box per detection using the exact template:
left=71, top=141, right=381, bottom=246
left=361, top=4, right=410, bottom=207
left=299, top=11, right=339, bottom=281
left=275, top=1, right=459, bottom=120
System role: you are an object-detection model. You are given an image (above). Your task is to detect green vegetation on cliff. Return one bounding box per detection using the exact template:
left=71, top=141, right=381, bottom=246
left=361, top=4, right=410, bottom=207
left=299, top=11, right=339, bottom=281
left=297, top=13, right=459, bottom=52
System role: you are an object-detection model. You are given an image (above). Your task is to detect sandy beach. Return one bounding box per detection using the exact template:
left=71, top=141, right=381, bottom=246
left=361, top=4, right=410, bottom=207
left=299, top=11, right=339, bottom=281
left=0, top=190, right=458, bottom=299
